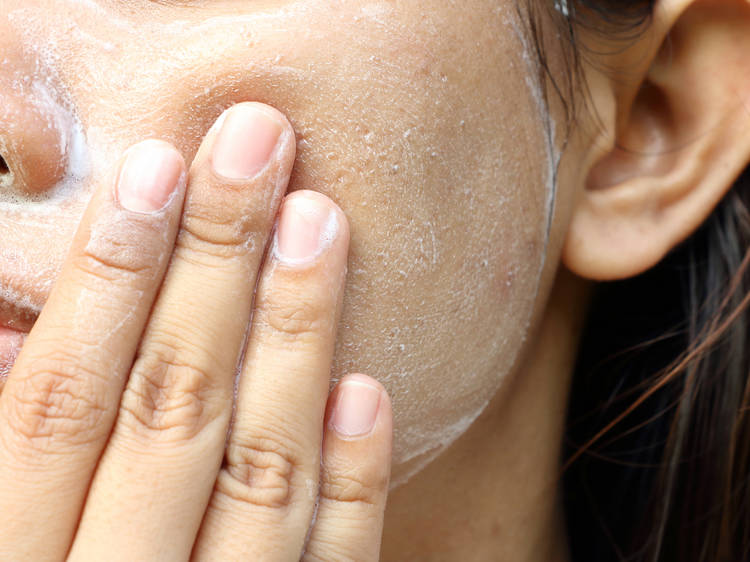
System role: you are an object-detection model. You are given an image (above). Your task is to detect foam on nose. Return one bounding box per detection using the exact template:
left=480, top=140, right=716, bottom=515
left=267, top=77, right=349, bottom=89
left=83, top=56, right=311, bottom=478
left=0, top=14, right=91, bottom=209
left=0, top=80, right=90, bottom=213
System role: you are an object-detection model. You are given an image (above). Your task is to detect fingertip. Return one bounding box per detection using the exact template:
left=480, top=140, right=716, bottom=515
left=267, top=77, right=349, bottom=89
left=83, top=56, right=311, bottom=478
left=309, top=375, right=392, bottom=561
left=338, top=373, right=390, bottom=410
left=271, top=190, right=350, bottom=270
left=338, top=372, right=381, bottom=387
left=241, top=102, right=294, bottom=135
left=284, top=190, right=351, bottom=241
left=115, top=139, right=186, bottom=214
left=327, top=373, right=391, bottom=441
left=237, top=102, right=296, bottom=165
left=192, top=101, right=296, bottom=184
left=210, top=102, right=294, bottom=140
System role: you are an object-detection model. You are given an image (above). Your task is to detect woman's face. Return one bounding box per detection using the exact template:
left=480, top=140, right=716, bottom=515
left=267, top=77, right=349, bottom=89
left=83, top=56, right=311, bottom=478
left=0, top=0, right=556, bottom=484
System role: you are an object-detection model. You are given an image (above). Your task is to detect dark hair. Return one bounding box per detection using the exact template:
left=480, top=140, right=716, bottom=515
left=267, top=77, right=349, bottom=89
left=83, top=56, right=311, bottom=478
left=523, top=1, right=750, bottom=561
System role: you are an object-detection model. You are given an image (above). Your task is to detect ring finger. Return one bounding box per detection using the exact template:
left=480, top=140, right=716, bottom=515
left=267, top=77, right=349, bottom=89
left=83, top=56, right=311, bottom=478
left=192, top=190, right=350, bottom=561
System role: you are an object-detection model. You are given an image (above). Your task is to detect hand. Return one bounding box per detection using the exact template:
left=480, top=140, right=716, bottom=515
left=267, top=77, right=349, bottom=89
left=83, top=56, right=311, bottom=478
left=0, top=102, right=392, bottom=561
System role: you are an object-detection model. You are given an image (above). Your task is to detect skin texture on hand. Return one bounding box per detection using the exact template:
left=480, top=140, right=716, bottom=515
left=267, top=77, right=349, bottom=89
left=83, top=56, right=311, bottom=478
left=0, top=103, right=393, bottom=561
left=0, top=0, right=555, bottom=486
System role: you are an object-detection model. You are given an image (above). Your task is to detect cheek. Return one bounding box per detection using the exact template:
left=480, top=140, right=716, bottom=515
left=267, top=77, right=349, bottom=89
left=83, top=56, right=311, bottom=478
left=329, top=136, right=551, bottom=487
left=306, top=6, right=556, bottom=485
left=0, top=0, right=555, bottom=484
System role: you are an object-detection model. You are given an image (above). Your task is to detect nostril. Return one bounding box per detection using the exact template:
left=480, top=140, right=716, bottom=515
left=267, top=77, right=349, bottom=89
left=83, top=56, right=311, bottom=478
left=0, top=153, right=12, bottom=189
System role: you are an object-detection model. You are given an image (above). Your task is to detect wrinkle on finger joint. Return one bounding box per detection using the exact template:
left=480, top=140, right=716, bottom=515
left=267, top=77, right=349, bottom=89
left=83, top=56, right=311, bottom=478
left=120, top=354, right=224, bottom=442
left=218, top=438, right=303, bottom=510
left=255, top=297, right=331, bottom=344
left=5, top=356, right=109, bottom=451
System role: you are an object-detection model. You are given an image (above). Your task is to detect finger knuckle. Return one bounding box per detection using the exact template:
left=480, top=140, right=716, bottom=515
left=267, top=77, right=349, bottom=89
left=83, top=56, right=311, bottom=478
left=218, top=435, right=303, bottom=509
left=257, top=293, right=329, bottom=343
left=6, top=352, right=108, bottom=450
left=319, top=465, right=386, bottom=508
left=178, top=199, right=266, bottom=260
left=120, top=348, right=220, bottom=442
left=78, top=223, right=163, bottom=282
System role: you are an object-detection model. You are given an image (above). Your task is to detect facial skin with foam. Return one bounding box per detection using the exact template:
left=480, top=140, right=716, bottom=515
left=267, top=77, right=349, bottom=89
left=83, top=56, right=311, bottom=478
left=0, top=0, right=554, bottom=486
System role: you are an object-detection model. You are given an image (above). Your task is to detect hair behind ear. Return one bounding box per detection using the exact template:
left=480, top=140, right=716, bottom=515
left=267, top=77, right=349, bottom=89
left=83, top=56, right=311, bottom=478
left=552, top=0, right=750, bottom=562
left=535, top=0, right=750, bottom=561
left=565, top=163, right=750, bottom=562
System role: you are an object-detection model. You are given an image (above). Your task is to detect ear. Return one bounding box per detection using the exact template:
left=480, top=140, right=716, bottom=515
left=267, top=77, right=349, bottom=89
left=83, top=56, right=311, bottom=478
left=562, top=0, right=750, bottom=281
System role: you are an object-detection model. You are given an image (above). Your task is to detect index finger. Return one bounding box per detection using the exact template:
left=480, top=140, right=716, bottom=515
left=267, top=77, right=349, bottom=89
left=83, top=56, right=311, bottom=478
left=0, top=140, right=186, bottom=561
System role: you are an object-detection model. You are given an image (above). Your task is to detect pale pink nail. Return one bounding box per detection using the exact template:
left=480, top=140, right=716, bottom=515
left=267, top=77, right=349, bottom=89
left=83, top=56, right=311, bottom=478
left=276, top=195, right=338, bottom=262
left=116, top=140, right=184, bottom=214
left=211, top=104, right=282, bottom=179
left=330, top=381, right=381, bottom=438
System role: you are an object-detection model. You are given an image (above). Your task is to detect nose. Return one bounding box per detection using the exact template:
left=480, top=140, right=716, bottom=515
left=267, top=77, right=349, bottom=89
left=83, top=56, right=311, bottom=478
left=0, top=76, right=77, bottom=201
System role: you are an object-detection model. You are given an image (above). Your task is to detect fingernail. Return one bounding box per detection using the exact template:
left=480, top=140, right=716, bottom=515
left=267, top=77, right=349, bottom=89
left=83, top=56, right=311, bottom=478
left=116, top=140, right=184, bottom=214
left=330, top=381, right=381, bottom=438
left=212, top=104, right=283, bottom=179
left=275, top=195, right=338, bottom=263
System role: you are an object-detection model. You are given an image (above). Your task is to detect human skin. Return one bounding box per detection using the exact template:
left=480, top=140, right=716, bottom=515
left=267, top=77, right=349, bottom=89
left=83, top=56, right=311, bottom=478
left=382, top=0, right=750, bottom=559
left=3, top=0, right=750, bottom=560
left=0, top=100, right=395, bottom=560
left=0, top=0, right=552, bottom=487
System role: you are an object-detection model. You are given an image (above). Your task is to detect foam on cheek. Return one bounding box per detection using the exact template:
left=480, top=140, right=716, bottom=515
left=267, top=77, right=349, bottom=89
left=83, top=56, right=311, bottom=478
left=511, top=16, right=561, bottom=243
left=329, top=5, right=559, bottom=489
left=0, top=10, right=97, bottom=321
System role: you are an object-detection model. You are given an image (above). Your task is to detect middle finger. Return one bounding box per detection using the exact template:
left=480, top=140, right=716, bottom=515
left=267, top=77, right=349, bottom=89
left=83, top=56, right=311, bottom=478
left=68, top=103, right=295, bottom=561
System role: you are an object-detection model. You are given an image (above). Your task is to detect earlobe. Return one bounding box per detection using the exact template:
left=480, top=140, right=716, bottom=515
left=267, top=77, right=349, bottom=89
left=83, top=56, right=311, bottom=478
left=563, top=0, right=750, bottom=281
